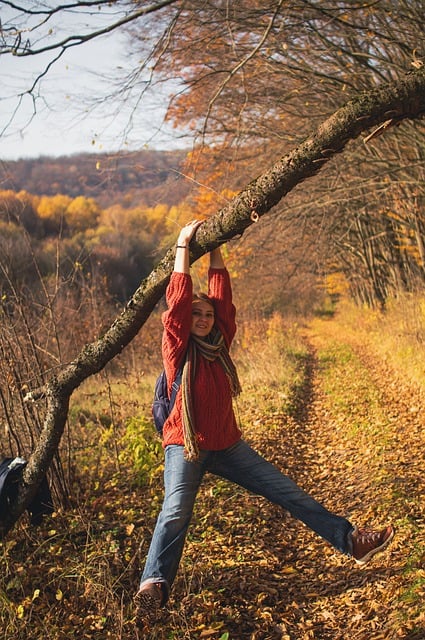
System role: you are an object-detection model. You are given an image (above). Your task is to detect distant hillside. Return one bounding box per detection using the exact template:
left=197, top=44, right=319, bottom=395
left=0, top=149, right=191, bottom=207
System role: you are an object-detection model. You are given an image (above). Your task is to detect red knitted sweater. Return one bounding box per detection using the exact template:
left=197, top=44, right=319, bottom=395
left=161, top=268, right=242, bottom=451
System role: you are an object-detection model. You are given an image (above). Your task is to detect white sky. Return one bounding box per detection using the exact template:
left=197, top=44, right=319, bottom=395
left=0, top=6, right=184, bottom=160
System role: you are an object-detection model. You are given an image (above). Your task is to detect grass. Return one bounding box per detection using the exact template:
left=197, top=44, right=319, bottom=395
left=316, top=341, right=391, bottom=440
left=306, top=310, right=425, bottom=636
left=333, top=294, right=425, bottom=389
left=235, top=313, right=309, bottom=417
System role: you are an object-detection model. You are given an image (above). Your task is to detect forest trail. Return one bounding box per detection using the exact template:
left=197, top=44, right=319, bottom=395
left=154, top=318, right=425, bottom=640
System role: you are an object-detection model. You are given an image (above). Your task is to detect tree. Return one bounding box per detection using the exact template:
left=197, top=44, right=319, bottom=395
left=0, top=1, right=179, bottom=85
left=38, top=194, right=72, bottom=234
left=1, top=66, right=425, bottom=538
left=0, top=189, right=40, bottom=234
left=128, top=0, right=425, bottom=306
left=65, top=196, right=101, bottom=232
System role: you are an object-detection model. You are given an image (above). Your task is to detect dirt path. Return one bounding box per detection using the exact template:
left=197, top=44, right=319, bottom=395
left=154, top=320, right=425, bottom=640
left=285, top=322, right=425, bottom=640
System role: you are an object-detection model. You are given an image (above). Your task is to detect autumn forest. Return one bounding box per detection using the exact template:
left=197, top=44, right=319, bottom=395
left=1, top=1, right=425, bottom=639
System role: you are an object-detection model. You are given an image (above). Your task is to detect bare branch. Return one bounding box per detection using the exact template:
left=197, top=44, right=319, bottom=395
left=202, top=0, right=285, bottom=139
left=2, top=1, right=115, bottom=16
left=0, top=0, right=179, bottom=56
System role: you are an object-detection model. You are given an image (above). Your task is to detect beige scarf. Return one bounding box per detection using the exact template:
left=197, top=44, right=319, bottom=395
left=181, top=329, right=241, bottom=461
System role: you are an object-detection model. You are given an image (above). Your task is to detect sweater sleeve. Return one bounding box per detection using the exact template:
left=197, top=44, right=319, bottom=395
left=207, top=267, right=236, bottom=347
left=161, top=272, right=193, bottom=393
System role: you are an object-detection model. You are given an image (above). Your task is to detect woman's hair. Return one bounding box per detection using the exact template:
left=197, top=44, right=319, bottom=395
left=192, top=292, right=215, bottom=311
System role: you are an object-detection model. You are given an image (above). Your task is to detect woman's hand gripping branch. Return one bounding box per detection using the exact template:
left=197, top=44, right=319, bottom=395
left=175, top=219, right=226, bottom=273
left=174, top=220, right=204, bottom=274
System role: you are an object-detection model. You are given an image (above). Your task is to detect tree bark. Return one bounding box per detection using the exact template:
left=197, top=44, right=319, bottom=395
left=2, top=66, right=424, bottom=539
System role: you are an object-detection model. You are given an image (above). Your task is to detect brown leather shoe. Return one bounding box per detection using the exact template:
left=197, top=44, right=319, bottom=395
left=134, top=582, right=163, bottom=630
left=351, top=525, right=394, bottom=565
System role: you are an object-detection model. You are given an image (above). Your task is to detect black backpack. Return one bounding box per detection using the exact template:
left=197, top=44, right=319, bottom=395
left=0, top=457, right=54, bottom=526
left=152, top=368, right=182, bottom=436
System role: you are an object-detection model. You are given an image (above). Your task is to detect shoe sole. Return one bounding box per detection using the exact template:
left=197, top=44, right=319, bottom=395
left=354, top=527, right=395, bottom=565
left=134, top=591, right=161, bottom=630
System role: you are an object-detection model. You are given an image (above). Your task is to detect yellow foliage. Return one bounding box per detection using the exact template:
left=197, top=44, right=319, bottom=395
left=0, top=189, right=36, bottom=213
left=37, top=194, right=72, bottom=223
left=65, top=195, right=101, bottom=231
left=324, top=272, right=349, bottom=296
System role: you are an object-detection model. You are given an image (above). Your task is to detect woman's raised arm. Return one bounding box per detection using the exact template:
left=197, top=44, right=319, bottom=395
left=174, top=220, right=203, bottom=274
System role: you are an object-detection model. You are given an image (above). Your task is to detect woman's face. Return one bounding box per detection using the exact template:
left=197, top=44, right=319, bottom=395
left=191, top=300, right=215, bottom=337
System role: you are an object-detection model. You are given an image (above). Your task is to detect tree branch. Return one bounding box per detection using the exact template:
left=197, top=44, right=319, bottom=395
left=0, top=0, right=179, bottom=56
left=2, top=65, right=424, bottom=539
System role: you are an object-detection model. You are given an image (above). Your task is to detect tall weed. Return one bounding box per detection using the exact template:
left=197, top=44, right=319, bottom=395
left=119, top=416, right=163, bottom=485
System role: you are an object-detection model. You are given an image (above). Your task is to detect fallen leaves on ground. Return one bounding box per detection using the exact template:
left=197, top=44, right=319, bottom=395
left=1, top=318, right=424, bottom=639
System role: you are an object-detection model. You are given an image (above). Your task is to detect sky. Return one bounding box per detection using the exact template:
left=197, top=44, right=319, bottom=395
left=0, top=4, right=183, bottom=161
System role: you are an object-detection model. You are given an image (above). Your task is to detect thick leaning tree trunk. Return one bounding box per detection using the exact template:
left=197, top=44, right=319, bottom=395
left=2, top=66, right=424, bottom=539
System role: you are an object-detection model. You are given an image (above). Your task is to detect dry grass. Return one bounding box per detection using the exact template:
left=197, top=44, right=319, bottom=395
left=334, top=294, right=425, bottom=389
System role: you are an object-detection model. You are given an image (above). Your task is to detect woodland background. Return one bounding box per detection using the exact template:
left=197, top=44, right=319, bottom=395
left=1, top=1, right=425, bottom=638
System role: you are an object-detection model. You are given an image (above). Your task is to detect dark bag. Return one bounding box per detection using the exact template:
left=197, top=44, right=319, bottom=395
left=0, top=457, right=54, bottom=526
left=152, top=368, right=182, bottom=436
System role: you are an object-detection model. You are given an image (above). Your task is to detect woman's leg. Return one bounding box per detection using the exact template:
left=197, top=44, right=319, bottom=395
left=140, top=445, right=207, bottom=601
left=208, top=440, right=353, bottom=553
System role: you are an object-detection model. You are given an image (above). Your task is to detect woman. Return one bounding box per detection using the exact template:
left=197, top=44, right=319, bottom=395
left=135, top=220, right=394, bottom=629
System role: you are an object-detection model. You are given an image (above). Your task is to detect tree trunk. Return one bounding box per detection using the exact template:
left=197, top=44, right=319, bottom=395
left=2, top=66, right=425, bottom=539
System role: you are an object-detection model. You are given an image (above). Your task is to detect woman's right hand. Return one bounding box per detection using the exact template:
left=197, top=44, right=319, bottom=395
left=177, top=219, right=203, bottom=247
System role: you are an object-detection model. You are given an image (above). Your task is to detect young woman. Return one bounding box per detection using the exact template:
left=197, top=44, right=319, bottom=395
left=135, top=220, right=394, bottom=630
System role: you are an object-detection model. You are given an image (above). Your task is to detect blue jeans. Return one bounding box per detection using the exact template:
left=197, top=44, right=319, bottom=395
left=140, top=440, right=354, bottom=601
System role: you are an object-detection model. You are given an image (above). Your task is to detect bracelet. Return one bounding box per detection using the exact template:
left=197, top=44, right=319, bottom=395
left=176, top=244, right=188, bottom=249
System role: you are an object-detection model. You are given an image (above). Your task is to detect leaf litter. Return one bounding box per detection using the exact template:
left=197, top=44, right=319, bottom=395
left=1, top=318, right=424, bottom=639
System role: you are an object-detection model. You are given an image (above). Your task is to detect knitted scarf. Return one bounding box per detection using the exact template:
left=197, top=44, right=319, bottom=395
left=181, top=328, right=242, bottom=461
